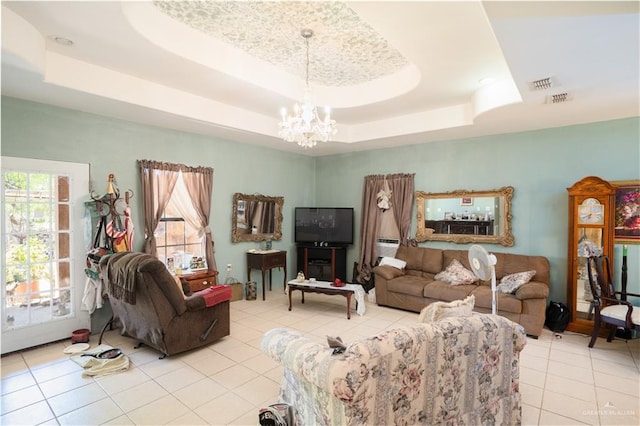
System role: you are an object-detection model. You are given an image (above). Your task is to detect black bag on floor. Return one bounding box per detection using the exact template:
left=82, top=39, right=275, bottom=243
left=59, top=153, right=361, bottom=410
left=259, top=403, right=293, bottom=426
left=545, top=301, right=570, bottom=332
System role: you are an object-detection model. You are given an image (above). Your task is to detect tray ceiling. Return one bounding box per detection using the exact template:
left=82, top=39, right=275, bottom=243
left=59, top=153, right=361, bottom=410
left=2, top=1, right=638, bottom=156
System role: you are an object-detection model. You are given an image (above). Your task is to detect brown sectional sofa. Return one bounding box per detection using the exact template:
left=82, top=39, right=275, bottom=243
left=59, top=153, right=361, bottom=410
left=373, top=246, right=550, bottom=337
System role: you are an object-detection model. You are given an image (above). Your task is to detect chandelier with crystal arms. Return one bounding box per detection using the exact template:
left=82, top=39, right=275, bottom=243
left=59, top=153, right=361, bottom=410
left=278, top=29, right=337, bottom=149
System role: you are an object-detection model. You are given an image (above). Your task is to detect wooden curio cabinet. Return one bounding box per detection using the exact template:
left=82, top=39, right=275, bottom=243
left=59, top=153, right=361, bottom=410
left=566, top=176, right=615, bottom=335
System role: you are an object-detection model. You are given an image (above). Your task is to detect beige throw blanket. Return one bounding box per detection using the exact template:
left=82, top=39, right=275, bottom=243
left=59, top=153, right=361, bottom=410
left=71, top=344, right=129, bottom=377
left=102, top=252, right=144, bottom=304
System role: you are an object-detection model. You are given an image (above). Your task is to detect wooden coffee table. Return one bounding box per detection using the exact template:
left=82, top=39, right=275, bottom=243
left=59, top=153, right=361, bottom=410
left=287, top=280, right=365, bottom=319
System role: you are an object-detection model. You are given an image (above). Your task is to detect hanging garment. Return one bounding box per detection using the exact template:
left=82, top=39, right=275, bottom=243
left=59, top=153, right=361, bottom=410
left=124, top=205, right=134, bottom=251
left=81, top=276, right=103, bottom=314
left=106, top=214, right=128, bottom=252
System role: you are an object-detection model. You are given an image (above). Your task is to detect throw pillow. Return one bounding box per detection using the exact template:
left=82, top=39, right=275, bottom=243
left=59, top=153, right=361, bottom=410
left=418, top=295, right=475, bottom=323
left=379, top=256, right=407, bottom=270
left=496, top=270, right=536, bottom=294
left=373, top=265, right=405, bottom=280
left=434, top=259, right=478, bottom=285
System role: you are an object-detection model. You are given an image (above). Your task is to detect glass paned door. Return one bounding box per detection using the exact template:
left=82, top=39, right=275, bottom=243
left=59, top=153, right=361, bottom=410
left=1, top=157, right=90, bottom=354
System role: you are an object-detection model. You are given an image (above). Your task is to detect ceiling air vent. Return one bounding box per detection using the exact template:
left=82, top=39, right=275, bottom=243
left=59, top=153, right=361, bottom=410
left=546, top=92, right=571, bottom=104
left=530, top=77, right=553, bottom=91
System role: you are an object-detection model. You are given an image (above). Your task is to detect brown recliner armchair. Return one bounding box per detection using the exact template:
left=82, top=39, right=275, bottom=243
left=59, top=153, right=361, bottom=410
left=99, top=252, right=229, bottom=358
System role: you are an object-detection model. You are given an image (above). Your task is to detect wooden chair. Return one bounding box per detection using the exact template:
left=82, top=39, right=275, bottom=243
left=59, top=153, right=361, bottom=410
left=586, top=255, right=640, bottom=348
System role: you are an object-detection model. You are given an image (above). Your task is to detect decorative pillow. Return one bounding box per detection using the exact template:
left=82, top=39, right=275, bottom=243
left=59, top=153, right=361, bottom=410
left=434, top=259, right=478, bottom=285
left=418, top=295, right=475, bottom=323
left=379, top=256, right=407, bottom=270
left=496, top=270, right=536, bottom=294
left=373, top=265, right=405, bottom=280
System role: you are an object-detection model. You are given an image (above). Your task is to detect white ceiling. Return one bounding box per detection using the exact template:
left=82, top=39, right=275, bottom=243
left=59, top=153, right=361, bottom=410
left=2, top=1, right=639, bottom=156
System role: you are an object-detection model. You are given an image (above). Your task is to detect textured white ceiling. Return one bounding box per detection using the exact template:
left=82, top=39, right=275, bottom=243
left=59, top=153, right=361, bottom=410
left=153, top=0, right=409, bottom=87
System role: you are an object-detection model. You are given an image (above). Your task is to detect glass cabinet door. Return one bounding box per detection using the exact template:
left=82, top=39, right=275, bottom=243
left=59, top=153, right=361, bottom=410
left=574, top=227, right=603, bottom=321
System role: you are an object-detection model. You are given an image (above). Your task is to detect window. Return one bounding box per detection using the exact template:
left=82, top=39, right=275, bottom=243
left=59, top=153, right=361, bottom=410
left=154, top=172, right=205, bottom=270
left=139, top=159, right=216, bottom=274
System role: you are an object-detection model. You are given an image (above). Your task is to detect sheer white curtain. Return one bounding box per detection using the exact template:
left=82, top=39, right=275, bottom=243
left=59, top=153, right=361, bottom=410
left=167, top=175, right=203, bottom=238
left=167, top=174, right=216, bottom=270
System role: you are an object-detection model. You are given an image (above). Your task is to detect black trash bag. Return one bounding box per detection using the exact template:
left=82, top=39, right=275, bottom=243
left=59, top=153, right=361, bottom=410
left=545, top=301, right=570, bottom=332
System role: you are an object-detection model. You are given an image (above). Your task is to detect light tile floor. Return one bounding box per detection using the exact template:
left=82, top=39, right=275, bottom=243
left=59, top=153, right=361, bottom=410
left=1, top=290, right=639, bottom=425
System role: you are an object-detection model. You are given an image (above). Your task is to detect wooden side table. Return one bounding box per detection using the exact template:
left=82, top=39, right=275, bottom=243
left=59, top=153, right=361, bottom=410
left=246, top=251, right=287, bottom=300
left=181, top=270, right=218, bottom=293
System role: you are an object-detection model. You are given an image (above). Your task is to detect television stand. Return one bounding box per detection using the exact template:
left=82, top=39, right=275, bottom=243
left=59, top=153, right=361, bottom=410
left=296, top=244, right=347, bottom=282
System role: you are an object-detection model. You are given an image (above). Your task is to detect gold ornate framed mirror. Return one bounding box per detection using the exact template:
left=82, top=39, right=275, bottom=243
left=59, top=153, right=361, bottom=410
left=415, top=186, right=514, bottom=246
left=232, top=193, right=283, bottom=243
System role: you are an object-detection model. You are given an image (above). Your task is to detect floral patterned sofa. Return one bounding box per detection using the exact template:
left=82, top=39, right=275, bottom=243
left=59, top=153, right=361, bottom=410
left=262, top=314, right=526, bottom=425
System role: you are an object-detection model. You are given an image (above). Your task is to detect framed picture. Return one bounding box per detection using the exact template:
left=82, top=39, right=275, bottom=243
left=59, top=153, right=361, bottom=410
left=613, top=179, right=640, bottom=244
left=460, top=197, right=473, bottom=206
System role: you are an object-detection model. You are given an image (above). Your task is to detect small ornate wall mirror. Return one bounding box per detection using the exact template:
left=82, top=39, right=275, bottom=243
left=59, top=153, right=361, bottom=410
left=415, top=186, right=515, bottom=246
left=232, top=193, right=283, bottom=243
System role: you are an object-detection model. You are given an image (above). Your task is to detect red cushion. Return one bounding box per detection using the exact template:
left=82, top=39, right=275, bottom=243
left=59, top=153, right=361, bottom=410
left=194, top=285, right=232, bottom=307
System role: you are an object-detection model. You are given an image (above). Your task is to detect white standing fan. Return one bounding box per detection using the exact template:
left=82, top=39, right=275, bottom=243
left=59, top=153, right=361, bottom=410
left=468, top=244, right=498, bottom=315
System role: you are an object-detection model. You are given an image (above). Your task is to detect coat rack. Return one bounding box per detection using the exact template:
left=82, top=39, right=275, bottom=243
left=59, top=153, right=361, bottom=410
left=87, top=174, right=134, bottom=252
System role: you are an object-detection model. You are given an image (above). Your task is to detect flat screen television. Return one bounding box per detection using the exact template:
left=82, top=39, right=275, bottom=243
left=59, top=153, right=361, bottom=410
left=295, top=207, right=354, bottom=245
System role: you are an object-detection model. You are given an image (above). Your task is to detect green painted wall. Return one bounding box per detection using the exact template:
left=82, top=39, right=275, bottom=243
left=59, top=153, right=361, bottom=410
left=1, top=96, right=315, bottom=287
left=2, top=96, right=639, bottom=307
left=315, top=118, right=640, bottom=303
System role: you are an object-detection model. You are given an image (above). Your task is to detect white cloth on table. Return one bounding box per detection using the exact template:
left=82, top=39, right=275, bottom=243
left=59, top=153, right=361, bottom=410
left=346, top=283, right=366, bottom=316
